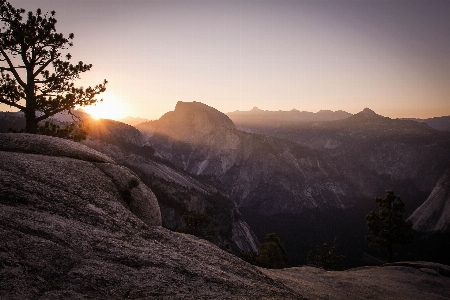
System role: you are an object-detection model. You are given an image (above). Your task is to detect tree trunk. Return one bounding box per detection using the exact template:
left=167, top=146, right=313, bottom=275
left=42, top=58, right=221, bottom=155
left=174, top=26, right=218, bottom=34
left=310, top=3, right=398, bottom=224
left=387, top=243, right=393, bottom=263
left=24, top=109, right=38, bottom=134
left=24, top=69, right=38, bottom=133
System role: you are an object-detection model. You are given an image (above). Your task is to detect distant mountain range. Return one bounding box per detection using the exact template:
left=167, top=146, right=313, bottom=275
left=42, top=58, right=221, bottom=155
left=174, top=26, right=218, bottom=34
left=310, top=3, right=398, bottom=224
left=119, top=115, right=150, bottom=126
left=227, top=107, right=352, bottom=127
left=403, top=116, right=450, bottom=132
left=227, top=107, right=450, bottom=132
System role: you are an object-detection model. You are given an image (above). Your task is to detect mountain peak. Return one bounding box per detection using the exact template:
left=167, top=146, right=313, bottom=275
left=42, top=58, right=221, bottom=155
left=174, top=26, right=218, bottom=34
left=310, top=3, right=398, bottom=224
left=352, top=108, right=384, bottom=119
left=361, top=108, right=377, bottom=115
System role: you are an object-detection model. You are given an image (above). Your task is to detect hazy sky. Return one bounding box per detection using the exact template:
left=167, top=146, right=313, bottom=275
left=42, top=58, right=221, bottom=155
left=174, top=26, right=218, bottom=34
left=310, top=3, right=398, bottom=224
left=2, top=0, right=450, bottom=120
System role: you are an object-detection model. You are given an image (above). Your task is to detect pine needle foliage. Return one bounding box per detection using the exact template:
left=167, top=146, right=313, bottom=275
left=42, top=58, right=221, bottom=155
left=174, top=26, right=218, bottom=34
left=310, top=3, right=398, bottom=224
left=365, top=190, right=414, bottom=263
left=255, top=233, right=288, bottom=269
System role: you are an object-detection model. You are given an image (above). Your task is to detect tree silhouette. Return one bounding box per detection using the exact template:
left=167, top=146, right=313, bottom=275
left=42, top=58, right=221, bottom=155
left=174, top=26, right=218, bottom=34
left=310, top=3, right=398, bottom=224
left=0, top=1, right=106, bottom=133
left=365, top=190, right=413, bottom=263
left=307, top=242, right=345, bottom=270
left=256, top=233, right=288, bottom=269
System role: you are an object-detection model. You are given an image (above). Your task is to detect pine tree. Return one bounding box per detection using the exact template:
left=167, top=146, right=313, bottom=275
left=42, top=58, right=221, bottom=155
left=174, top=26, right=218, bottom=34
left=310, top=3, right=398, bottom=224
left=255, top=233, right=288, bottom=269
left=365, top=190, right=413, bottom=263
left=0, top=1, right=106, bottom=133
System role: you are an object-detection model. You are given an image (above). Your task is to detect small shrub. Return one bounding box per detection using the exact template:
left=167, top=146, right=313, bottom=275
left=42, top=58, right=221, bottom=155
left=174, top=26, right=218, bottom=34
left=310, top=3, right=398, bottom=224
left=307, top=243, right=345, bottom=270
left=127, top=177, right=139, bottom=189
left=177, top=211, right=217, bottom=239
left=237, top=250, right=258, bottom=265
left=121, top=177, right=140, bottom=204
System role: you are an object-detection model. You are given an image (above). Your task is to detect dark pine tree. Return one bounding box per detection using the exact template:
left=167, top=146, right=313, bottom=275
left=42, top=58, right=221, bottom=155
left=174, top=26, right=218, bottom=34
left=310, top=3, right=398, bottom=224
left=256, top=233, right=288, bottom=269
left=0, top=1, right=107, bottom=133
left=365, top=190, right=414, bottom=263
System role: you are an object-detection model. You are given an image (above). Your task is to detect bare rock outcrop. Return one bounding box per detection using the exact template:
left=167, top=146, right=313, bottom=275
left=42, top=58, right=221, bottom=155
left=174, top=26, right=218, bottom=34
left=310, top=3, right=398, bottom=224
left=0, top=133, right=300, bottom=299
left=262, top=262, right=450, bottom=300
left=409, top=167, right=450, bottom=233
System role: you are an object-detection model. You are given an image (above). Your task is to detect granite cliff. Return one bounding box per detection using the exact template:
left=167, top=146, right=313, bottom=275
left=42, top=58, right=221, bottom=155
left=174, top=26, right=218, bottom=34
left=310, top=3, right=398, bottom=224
left=409, top=166, right=450, bottom=233
left=81, top=118, right=259, bottom=253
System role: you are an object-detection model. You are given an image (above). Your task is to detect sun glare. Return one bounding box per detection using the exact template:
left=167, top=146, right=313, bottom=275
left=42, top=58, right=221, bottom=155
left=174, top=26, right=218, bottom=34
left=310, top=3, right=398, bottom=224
left=82, top=94, right=127, bottom=121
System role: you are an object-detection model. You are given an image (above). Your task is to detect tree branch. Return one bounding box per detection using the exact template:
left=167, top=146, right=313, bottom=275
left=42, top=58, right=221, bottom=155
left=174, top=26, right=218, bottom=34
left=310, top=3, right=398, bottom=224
left=0, top=49, right=26, bottom=88
left=36, top=106, right=71, bottom=122
left=33, top=50, right=54, bottom=77
left=0, top=97, right=25, bottom=110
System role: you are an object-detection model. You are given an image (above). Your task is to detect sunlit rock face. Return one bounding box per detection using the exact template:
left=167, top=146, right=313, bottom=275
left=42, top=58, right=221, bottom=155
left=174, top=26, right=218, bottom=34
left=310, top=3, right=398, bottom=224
left=78, top=119, right=260, bottom=253
left=409, top=167, right=450, bottom=233
left=138, top=101, right=241, bottom=176
left=0, top=133, right=298, bottom=299
left=138, top=101, right=353, bottom=215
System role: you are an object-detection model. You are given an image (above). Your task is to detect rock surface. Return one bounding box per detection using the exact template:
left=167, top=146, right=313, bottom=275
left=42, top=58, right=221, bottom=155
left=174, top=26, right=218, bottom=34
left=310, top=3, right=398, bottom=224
left=409, top=167, right=450, bottom=233
left=0, top=133, right=299, bottom=299
left=261, top=262, right=450, bottom=300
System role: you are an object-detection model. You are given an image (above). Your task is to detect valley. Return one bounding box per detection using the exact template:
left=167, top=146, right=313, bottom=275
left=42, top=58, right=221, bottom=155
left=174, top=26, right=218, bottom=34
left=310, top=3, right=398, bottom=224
left=2, top=102, right=450, bottom=268
left=136, top=102, right=450, bottom=267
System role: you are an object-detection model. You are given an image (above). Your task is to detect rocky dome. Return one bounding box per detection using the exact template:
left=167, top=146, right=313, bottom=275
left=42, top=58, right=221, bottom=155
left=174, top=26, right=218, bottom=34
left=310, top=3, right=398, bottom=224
left=0, top=133, right=300, bottom=299
left=143, top=101, right=237, bottom=143
left=409, top=167, right=450, bottom=233
left=174, top=101, right=236, bottom=129
left=0, top=133, right=161, bottom=228
left=0, top=132, right=115, bottom=164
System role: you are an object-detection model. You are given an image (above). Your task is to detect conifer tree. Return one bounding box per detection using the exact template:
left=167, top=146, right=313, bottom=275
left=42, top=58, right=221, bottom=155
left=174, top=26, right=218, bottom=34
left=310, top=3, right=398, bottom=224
left=0, top=0, right=106, bottom=133
left=256, top=233, right=288, bottom=269
left=365, top=190, right=413, bottom=263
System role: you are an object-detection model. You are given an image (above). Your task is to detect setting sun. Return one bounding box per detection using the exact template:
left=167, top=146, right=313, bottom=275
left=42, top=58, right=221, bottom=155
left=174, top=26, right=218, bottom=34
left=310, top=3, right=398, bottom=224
left=82, top=93, right=128, bottom=121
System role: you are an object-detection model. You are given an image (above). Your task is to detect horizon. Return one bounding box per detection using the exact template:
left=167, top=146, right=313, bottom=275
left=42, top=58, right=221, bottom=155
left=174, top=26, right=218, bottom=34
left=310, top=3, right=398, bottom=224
left=2, top=102, right=450, bottom=122
left=1, top=0, right=449, bottom=120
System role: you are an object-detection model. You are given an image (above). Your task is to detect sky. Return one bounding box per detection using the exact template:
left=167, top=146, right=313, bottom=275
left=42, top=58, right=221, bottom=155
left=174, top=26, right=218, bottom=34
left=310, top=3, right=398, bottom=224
left=1, top=0, right=450, bottom=120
